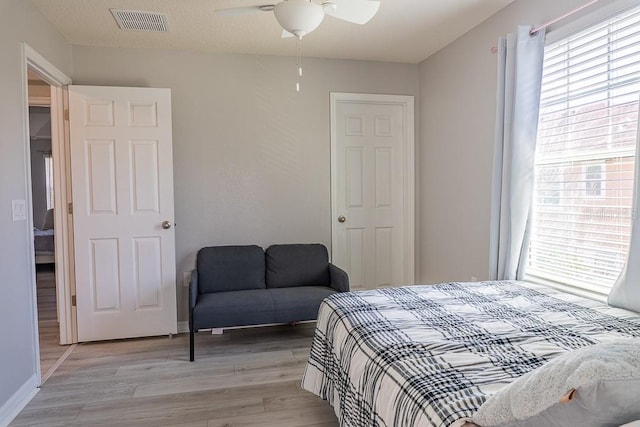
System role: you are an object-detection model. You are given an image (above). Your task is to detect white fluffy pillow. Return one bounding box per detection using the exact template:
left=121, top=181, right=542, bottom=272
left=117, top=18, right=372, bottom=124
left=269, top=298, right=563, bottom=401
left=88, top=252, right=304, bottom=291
left=473, top=339, right=640, bottom=427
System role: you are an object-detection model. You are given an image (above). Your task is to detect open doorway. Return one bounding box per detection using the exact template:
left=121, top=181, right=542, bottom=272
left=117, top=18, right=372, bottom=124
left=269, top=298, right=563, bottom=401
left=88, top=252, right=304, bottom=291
left=23, top=45, right=78, bottom=387
left=27, top=70, right=70, bottom=380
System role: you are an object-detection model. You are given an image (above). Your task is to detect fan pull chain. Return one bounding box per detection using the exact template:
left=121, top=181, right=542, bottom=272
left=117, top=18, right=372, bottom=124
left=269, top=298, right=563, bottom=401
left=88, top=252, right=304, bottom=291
left=296, top=37, right=303, bottom=92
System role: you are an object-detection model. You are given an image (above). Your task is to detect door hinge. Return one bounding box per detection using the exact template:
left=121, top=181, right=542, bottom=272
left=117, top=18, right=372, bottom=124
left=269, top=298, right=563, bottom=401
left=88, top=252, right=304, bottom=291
left=71, top=295, right=77, bottom=307
left=64, top=109, right=70, bottom=121
left=68, top=202, right=73, bottom=214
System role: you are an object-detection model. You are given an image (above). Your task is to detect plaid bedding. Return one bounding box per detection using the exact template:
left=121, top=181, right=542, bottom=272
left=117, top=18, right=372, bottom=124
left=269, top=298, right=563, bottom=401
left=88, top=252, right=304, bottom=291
left=301, top=281, right=640, bottom=427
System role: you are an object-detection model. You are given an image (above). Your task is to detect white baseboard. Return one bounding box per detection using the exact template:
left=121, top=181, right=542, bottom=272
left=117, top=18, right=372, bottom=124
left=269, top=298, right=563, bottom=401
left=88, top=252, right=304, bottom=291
left=0, top=374, right=39, bottom=427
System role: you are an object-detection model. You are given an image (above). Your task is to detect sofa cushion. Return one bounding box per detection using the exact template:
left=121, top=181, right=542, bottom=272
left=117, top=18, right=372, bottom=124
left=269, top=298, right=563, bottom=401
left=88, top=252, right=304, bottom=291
left=267, top=286, right=335, bottom=323
left=197, top=245, right=266, bottom=294
left=266, top=244, right=330, bottom=288
left=192, top=289, right=276, bottom=329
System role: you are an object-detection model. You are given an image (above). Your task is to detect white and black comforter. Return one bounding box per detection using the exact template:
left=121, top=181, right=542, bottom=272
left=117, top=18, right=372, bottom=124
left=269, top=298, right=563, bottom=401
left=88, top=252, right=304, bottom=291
left=301, top=281, right=640, bottom=427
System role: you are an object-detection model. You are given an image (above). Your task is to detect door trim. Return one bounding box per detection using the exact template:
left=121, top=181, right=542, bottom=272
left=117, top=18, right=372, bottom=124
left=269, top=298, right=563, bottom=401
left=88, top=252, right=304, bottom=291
left=330, top=92, right=415, bottom=286
left=22, top=43, right=74, bottom=386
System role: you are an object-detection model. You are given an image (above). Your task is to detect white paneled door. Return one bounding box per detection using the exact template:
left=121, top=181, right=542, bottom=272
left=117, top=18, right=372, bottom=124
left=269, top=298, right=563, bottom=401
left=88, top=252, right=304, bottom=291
left=69, top=86, right=177, bottom=341
left=331, top=93, right=415, bottom=290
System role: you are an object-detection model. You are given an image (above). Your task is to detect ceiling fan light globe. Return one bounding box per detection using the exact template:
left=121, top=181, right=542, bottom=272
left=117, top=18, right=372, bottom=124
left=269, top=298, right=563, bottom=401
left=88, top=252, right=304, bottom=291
left=274, top=0, right=324, bottom=38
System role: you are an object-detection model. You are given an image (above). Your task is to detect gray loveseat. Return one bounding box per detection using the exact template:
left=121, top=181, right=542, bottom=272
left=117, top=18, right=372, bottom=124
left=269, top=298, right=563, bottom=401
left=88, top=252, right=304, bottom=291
left=189, top=243, right=349, bottom=361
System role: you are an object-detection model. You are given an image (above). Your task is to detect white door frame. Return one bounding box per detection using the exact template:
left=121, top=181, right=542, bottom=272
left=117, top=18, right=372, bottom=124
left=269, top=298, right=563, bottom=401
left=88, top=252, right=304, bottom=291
left=330, top=92, right=416, bottom=285
left=22, top=43, right=75, bottom=384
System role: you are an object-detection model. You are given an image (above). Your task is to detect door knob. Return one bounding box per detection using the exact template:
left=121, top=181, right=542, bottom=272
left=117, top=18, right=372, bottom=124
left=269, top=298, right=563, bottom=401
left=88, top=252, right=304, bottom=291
left=338, top=215, right=346, bottom=223
left=162, top=220, right=172, bottom=229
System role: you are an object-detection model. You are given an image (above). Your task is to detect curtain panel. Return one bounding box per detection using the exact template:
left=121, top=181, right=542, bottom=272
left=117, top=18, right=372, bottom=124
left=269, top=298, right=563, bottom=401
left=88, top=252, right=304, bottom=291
left=609, top=111, right=640, bottom=312
left=489, top=26, right=546, bottom=281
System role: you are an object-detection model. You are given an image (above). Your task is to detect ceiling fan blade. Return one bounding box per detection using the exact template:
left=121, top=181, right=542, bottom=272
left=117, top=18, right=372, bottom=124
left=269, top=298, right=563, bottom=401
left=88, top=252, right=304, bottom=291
left=281, top=29, right=295, bottom=38
left=323, top=0, right=380, bottom=25
left=216, top=5, right=275, bottom=16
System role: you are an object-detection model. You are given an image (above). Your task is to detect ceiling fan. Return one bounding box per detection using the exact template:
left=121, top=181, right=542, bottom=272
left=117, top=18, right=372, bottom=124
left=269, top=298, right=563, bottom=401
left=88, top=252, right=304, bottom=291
left=216, top=0, right=381, bottom=40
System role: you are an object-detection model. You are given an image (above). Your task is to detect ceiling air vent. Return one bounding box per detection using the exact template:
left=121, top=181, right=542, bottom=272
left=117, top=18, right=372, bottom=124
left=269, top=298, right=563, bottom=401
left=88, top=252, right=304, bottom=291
left=110, top=9, right=169, bottom=32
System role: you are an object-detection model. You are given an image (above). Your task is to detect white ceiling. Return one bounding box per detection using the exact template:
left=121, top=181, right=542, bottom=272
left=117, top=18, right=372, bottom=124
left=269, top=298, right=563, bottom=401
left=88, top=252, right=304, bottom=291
left=31, top=0, right=515, bottom=64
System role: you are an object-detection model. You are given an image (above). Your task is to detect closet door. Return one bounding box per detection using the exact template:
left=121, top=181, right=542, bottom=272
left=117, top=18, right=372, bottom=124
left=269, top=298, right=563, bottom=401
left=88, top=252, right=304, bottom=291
left=331, top=93, right=415, bottom=290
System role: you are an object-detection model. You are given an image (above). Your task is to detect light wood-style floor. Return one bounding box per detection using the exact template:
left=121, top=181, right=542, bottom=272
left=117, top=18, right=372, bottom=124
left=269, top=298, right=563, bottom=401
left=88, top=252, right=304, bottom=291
left=12, top=323, right=338, bottom=426
left=36, top=265, right=69, bottom=376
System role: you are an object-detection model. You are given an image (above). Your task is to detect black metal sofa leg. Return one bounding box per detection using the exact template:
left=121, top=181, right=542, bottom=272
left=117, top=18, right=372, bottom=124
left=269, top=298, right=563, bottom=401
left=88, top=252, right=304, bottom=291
left=190, top=329, right=195, bottom=362
left=189, top=306, right=196, bottom=362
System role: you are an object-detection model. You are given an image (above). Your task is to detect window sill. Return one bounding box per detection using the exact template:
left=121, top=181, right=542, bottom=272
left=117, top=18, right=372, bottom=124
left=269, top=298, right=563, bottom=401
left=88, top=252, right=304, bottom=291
left=524, top=274, right=609, bottom=304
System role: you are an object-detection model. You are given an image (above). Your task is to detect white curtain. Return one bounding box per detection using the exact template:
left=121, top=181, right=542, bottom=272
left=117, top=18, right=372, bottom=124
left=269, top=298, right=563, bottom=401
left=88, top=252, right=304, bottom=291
left=489, top=26, right=546, bottom=281
left=609, top=118, right=640, bottom=312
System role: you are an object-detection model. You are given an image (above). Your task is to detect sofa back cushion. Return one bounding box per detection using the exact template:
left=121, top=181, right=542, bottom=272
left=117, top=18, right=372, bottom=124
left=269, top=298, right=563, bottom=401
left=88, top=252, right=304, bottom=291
left=266, top=244, right=330, bottom=288
left=197, top=245, right=266, bottom=294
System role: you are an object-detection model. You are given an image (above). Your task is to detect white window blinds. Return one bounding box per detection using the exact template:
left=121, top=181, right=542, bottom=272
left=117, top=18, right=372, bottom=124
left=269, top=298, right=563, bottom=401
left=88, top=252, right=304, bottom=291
left=527, top=6, right=640, bottom=295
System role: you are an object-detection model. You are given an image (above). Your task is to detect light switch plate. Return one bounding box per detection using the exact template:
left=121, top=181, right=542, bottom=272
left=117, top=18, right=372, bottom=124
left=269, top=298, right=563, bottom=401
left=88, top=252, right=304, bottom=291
left=12, top=200, right=26, bottom=221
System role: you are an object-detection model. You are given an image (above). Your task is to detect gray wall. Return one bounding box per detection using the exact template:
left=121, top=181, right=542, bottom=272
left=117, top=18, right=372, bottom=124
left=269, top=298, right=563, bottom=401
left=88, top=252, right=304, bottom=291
left=0, top=0, right=72, bottom=412
left=417, top=0, right=618, bottom=284
left=72, top=47, right=419, bottom=321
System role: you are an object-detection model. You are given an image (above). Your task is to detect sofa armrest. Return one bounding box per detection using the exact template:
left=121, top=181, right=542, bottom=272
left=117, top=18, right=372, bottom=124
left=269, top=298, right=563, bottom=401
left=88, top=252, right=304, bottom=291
left=189, top=269, right=199, bottom=310
left=329, top=263, right=349, bottom=292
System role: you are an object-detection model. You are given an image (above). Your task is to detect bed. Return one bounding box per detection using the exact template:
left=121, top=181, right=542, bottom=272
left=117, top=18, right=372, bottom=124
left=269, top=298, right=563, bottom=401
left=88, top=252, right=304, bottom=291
left=34, top=208, right=55, bottom=264
left=301, top=280, right=640, bottom=427
left=34, top=227, right=55, bottom=264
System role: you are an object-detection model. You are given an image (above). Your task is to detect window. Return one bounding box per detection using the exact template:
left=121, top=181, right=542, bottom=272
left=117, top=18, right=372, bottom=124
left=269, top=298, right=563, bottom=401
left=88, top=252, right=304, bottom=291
left=527, top=6, right=640, bottom=295
left=584, top=163, right=605, bottom=197
left=44, top=153, right=54, bottom=210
